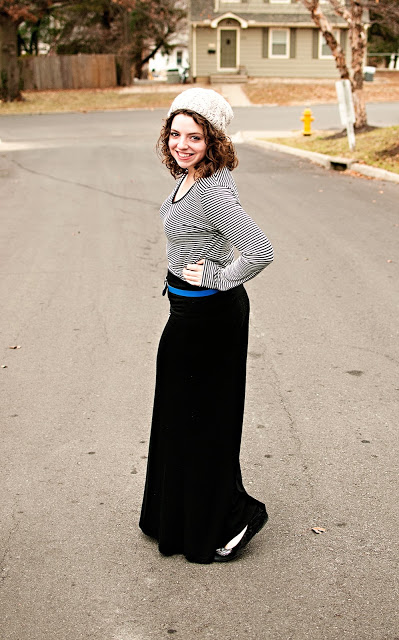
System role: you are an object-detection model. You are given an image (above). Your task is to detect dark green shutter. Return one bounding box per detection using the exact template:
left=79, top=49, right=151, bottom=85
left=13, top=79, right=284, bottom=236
left=312, top=29, right=319, bottom=59
left=340, top=29, right=348, bottom=53
left=290, top=28, right=297, bottom=59
left=262, top=28, right=269, bottom=58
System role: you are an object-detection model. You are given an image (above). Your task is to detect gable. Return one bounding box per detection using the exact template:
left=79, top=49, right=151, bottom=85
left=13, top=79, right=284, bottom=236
left=190, top=0, right=349, bottom=27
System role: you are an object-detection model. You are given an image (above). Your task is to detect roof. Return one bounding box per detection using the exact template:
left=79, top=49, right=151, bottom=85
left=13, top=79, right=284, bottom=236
left=190, top=0, right=352, bottom=27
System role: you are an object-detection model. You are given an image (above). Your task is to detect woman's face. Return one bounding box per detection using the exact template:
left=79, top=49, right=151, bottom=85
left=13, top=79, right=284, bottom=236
left=168, top=114, right=207, bottom=176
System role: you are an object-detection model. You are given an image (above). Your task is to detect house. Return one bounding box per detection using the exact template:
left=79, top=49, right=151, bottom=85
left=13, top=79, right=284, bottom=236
left=189, top=0, right=352, bottom=82
left=147, top=0, right=189, bottom=80
left=149, top=37, right=190, bottom=80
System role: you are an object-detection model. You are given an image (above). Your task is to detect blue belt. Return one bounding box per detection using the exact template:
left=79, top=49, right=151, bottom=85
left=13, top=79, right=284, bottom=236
left=168, top=285, right=218, bottom=297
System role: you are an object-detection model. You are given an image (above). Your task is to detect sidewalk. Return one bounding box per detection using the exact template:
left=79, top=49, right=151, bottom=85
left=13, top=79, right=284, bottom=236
left=218, top=84, right=252, bottom=107
left=120, top=82, right=252, bottom=107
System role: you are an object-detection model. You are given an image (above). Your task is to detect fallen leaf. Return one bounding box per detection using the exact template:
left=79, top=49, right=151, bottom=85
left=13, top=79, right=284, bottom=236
left=348, top=170, right=373, bottom=180
left=9, top=345, right=21, bottom=349
left=1, top=364, right=8, bottom=368
left=387, top=259, right=393, bottom=263
left=311, top=526, right=326, bottom=534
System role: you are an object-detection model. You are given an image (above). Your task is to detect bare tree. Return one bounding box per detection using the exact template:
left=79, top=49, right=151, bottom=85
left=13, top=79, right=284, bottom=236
left=96, top=0, right=185, bottom=83
left=0, top=1, right=67, bottom=100
left=0, top=2, right=46, bottom=100
left=0, top=11, right=20, bottom=100
left=0, top=0, right=185, bottom=99
left=302, top=0, right=368, bottom=129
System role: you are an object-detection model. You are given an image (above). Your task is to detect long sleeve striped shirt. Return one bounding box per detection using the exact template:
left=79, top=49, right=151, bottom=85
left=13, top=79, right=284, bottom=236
left=160, top=167, right=274, bottom=292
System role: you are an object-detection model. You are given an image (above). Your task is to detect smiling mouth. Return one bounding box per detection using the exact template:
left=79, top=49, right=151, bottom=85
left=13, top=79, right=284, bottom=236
left=176, top=151, right=193, bottom=159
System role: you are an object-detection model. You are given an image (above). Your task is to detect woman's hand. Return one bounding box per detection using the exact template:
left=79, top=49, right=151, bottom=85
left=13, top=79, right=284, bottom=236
left=183, top=259, right=204, bottom=287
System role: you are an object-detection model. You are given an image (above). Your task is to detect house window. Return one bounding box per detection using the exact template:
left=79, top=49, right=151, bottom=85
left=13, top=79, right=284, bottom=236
left=269, top=29, right=289, bottom=58
left=176, top=50, right=183, bottom=66
left=319, top=30, right=340, bottom=59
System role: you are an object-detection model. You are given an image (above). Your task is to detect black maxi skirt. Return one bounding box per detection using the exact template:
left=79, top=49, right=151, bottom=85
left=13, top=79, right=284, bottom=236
left=139, top=271, right=266, bottom=564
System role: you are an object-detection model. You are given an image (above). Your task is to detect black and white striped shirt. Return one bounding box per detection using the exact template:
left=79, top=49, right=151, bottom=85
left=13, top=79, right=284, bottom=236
left=160, top=168, right=274, bottom=291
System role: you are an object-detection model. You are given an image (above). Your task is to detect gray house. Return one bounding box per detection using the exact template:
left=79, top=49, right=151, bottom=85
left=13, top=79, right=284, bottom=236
left=190, top=0, right=351, bottom=82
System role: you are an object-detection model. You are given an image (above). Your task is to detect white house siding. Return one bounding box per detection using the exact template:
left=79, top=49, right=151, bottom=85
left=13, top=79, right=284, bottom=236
left=151, top=47, right=189, bottom=78
left=194, top=25, right=349, bottom=79
left=241, top=27, right=346, bottom=78
left=196, top=27, right=218, bottom=76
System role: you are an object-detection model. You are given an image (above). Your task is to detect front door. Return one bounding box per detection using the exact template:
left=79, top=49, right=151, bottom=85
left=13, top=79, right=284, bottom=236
left=220, top=29, right=237, bottom=70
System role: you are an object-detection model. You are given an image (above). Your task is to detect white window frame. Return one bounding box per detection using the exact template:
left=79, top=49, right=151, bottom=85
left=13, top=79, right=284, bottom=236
left=319, top=30, right=340, bottom=59
left=217, top=26, right=240, bottom=72
left=269, top=28, right=290, bottom=59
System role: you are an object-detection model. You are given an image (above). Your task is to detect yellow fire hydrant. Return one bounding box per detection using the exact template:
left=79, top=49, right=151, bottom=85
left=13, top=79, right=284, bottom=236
left=301, top=108, right=314, bottom=136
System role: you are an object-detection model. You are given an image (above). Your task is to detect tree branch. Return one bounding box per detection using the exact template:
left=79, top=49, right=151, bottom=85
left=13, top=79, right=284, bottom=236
left=328, top=0, right=352, bottom=24
left=302, top=0, right=350, bottom=79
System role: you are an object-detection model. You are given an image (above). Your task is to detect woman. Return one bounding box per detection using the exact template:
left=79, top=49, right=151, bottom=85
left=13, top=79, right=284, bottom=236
left=139, top=88, right=274, bottom=564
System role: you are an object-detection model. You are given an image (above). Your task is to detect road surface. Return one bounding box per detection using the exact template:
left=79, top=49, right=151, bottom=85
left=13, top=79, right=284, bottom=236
left=0, top=110, right=398, bottom=640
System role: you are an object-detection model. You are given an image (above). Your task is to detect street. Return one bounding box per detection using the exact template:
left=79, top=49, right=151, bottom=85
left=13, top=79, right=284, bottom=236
left=0, top=109, right=398, bottom=640
left=1, top=101, right=399, bottom=144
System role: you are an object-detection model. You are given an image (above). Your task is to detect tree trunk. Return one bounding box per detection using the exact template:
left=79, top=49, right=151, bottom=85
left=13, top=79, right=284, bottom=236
left=119, top=10, right=132, bottom=86
left=352, top=85, right=367, bottom=129
left=0, top=14, right=21, bottom=101
left=133, top=44, right=144, bottom=79
left=350, top=0, right=368, bottom=129
left=303, top=0, right=351, bottom=78
left=119, top=54, right=132, bottom=85
left=302, top=0, right=369, bottom=129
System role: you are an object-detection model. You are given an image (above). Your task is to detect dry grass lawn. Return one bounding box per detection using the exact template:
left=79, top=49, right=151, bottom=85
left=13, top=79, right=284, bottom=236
left=0, top=87, right=182, bottom=115
left=1, top=73, right=398, bottom=114
left=244, top=72, right=399, bottom=105
left=263, top=126, right=399, bottom=174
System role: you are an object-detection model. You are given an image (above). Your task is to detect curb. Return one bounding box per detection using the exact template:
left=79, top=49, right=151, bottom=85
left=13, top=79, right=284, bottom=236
left=234, top=132, right=399, bottom=185
left=350, top=162, right=399, bottom=183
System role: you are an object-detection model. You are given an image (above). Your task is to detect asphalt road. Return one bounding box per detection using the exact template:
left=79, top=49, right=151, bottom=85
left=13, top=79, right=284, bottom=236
left=0, top=110, right=398, bottom=640
left=1, top=101, right=399, bottom=145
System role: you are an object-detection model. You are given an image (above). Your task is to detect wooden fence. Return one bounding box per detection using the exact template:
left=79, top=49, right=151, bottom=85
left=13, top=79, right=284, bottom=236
left=20, top=54, right=117, bottom=90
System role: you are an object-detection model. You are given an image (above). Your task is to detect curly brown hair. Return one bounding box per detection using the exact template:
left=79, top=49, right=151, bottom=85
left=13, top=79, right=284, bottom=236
left=157, top=108, right=238, bottom=180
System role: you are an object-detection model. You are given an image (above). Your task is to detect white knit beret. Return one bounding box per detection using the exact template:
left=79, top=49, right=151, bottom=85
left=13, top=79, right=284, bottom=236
left=167, top=88, right=234, bottom=133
